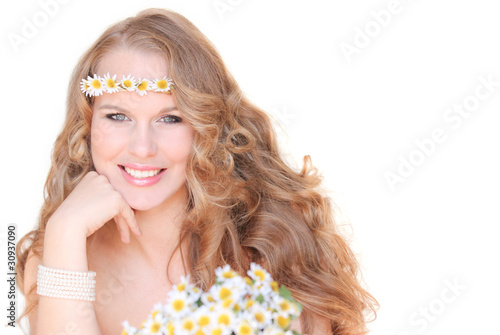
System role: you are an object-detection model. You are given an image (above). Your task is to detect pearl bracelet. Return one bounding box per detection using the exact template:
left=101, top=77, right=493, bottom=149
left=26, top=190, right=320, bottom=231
left=37, top=265, right=96, bottom=301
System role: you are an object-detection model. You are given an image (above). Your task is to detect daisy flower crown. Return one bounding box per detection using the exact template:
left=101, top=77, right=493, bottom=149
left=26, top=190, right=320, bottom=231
left=80, top=73, right=174, bottom=97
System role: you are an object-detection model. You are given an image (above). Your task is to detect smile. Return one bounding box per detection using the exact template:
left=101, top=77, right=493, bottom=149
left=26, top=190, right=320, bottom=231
left=119, top=165, right=167, bottom=187
left=122, top=166, right=164, bottom=179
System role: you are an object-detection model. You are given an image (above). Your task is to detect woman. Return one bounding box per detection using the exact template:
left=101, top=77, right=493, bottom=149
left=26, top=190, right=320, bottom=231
left=16, top=8, right=376, bottom=335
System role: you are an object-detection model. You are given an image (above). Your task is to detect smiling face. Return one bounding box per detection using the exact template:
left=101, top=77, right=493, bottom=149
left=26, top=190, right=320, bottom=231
left=90, top=49, right=194, bottom=211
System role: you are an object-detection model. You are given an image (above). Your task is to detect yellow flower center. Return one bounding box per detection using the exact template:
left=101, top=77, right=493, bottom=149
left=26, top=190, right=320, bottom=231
left=91, top=79, right=101, bottom=89
left=137, top=80, right=148, bottom=91
left=156, top=79, right=168, bottom=89
left=280, top=301, right=290, bottom=311
left=238, top=324, right=252, bottom=335
left=121, top=330, right=128, bottom=335
left=183, top=320, right=194, bottom=330
left=255, top=312, right=264, bottom=323
left=167, top=322, right=175, bottom=335
left=196, top=330, right=206, bottom=335
left=255, top=270, right=265, bottom=281
left=222, top=271, right=235, bottom=279
left=245, top=300, right=254, bottom=309
left=219, top=287, right=232, bottom=300
left=122, top=79, right=132, bottom=88
left=244, top=277, right=252, bottom=285
left=198, top=315, right=210, bottom=326
left=277, top=315, right=290, bottom=328
left=212, top=329, right=222, bottom=335
left=172, top=299, right=185, bottom=312
left=222, top=298, right=233, bottom=308
left=177, top=283, right=186, bottom=291
left=150, top=322, right=161, bottom=333
left=271, top=281, right=279, bottom=292
left=106, top=78, right=116, bottom=88
left=218, top=314, right=230, bottom=325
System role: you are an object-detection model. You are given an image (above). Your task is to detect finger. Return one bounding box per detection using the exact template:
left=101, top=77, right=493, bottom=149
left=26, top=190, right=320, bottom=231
left=114, top=216, right=131, bottom=244
left=121, top=204, right=141, bottom=236
left=110, top=191, right=139, bottom=239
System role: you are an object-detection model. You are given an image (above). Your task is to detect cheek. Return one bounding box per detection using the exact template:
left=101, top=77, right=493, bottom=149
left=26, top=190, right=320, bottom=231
left=161, top=128, right=194, bottom=162
left=90, top=120, right=125, bottom=163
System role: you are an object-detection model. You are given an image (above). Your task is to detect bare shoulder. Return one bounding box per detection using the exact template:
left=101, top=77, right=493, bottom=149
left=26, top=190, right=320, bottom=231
left=24, top=249, right=42, bottom=333
left=292, top=312, right=332, bottom=335
left=308, top=313, right=332, bottom=335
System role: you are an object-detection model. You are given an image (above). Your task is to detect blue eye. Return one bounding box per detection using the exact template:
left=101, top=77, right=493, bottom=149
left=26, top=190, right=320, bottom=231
left=106, top=113, right=129, bottom=121
left=159, top=115, right=182, bottom=123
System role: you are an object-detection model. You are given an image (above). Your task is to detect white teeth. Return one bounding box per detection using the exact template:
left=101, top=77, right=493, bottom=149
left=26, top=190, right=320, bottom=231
left=124, top=166, right=162, bottom=179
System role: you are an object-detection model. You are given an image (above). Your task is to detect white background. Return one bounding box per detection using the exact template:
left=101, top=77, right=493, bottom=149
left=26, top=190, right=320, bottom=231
left=1, top=0, right=499, bottom=334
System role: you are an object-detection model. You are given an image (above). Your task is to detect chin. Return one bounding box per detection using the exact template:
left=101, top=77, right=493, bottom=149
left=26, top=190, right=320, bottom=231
left=122, top=185, right=188, bottom=212
left=128, top=201, right=159, bottom=212
left=123, top=195, right=159, bottom=211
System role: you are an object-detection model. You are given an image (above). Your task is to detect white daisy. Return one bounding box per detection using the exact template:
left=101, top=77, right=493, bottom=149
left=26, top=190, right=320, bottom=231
left=165, top=290, right=194, bottom=319
left=247, top=263, right=272, bottom=283
left=152, top=76, right=173, bottom=92
left=246, top=304, right=273, bottom=329
left=233, top=320, right=253, bottom=335
left=215, top=265, right=238, bottom=281
left=80, top=78, right=91, bottom=96
left=119, top=74, right=137, bottom=91
left=136, top=78, right=152, bottom=96
left=174, top=316, right=197, bottom=334
left=212, top=307, right=235, bottom=328
left=102, top=73, right=119, bottom=93
left=192, top=305, right=213, bottom=329
left=272, top=295, right=299, bottom=318
left=273, top=312, right=292, bottom=330
left=210, top=281, right=245, bottom=309
left=142, top=312, right=166, bottom=334
left=86, top=74, right=104, bottom=96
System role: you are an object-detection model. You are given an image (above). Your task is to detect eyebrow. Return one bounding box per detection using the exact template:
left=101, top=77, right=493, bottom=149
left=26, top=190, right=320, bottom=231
left=97, top=105, right=179, bottom=114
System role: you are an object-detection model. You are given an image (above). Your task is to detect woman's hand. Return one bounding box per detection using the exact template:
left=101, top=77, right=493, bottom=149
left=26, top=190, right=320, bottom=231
left=48, top=171, right=142, bottom=243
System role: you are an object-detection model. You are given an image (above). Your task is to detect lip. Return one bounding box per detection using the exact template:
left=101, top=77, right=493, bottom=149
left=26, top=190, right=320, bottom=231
left=119, top=165, right=167, bottom=187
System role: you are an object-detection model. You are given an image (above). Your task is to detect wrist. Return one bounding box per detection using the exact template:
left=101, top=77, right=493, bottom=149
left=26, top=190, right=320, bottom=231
left=43, top=219, right=89, bottom=271
left=46, top=218, right=87, bottom=239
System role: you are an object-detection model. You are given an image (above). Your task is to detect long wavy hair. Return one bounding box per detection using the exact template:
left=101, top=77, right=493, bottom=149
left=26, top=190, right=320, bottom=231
left=16, top=8, right=377, bottom=334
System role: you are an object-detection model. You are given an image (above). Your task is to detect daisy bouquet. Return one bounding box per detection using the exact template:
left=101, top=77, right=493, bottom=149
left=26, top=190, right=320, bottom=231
left=122, top=263, right=303, bottom=335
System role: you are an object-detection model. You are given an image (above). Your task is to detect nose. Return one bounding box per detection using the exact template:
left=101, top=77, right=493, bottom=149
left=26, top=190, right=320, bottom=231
left=128, top=124, right=158, bottom=158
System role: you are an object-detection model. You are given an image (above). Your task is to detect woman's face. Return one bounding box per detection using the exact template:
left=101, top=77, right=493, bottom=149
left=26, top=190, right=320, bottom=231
left=90, top=49, right=194, bottom=212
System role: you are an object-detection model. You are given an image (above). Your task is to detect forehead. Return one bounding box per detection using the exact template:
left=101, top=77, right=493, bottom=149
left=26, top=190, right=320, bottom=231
left=96, top=48, right=169, bottom=79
